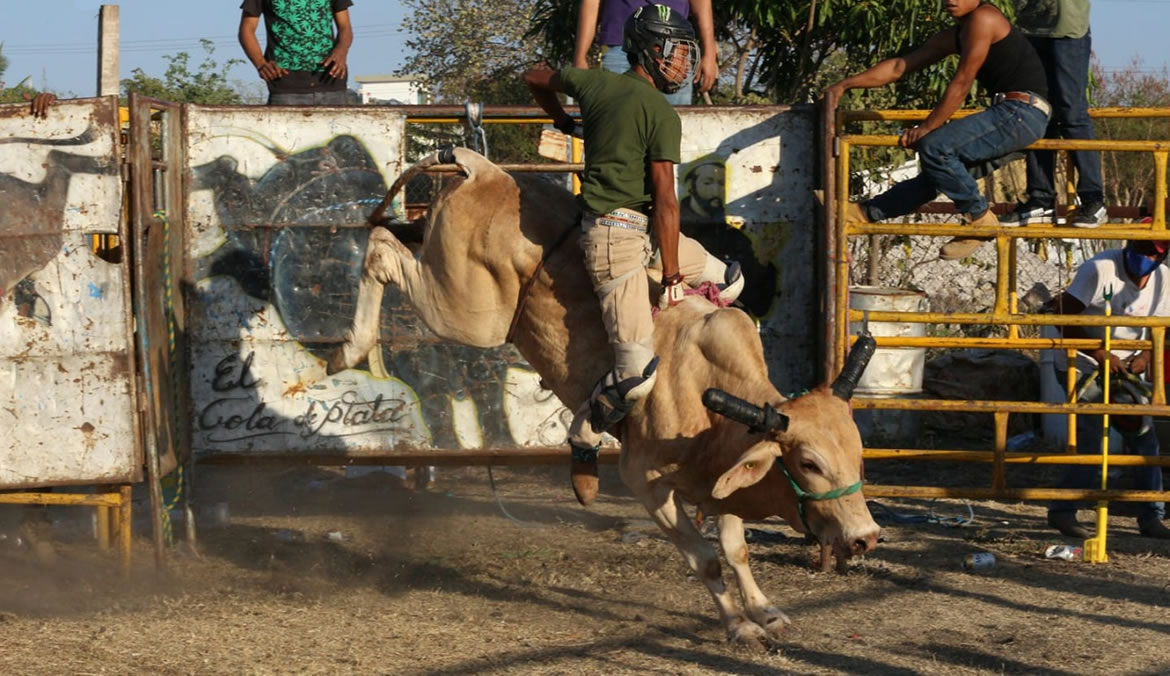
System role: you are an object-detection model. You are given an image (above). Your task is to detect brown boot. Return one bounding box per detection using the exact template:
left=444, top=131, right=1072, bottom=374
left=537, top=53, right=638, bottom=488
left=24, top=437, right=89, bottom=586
left=1139, top=519, right=1170, bottom=539
left=939, top=210, right=998, bottom=260
left=1048, top=511, right=1093, bottom=539
left=570, top=443, right=600, bottom=506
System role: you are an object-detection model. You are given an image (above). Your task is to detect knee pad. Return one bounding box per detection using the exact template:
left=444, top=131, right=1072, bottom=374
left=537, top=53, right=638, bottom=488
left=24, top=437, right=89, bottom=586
left=588, top=357, right=660, bottom=431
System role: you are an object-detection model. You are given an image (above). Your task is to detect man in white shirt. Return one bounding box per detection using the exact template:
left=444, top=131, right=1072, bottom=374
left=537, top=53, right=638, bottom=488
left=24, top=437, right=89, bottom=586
left=1047, top=238, right=1170, bottom=539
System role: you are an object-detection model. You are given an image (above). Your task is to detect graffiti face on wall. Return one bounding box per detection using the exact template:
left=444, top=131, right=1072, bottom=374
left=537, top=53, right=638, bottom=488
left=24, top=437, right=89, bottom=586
left=188, top=122, right=567, bottom=453
left=678, top=154, right=779, bottom=318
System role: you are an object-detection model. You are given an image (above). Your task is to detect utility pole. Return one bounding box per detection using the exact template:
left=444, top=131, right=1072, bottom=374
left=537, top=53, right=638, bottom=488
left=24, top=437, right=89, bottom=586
left=98, top=5, right=120, bottom=97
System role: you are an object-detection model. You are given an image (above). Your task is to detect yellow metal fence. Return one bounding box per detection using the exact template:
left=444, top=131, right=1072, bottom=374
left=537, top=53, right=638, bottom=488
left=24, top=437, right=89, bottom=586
left=831, top=105, right=1170, bottom=508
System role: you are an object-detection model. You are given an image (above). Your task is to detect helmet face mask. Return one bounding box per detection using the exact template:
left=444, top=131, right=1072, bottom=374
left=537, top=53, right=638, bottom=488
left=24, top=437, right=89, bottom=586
left=623, top=5, right=700, bottom=94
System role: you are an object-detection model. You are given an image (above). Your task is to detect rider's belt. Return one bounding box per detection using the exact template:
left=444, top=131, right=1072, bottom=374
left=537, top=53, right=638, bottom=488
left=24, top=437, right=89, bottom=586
left=591, top=208, right=649, bottom=233
left=993, top=91, right=1052, bottom=117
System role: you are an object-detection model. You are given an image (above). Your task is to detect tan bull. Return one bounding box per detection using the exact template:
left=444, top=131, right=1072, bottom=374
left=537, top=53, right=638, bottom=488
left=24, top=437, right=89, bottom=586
left=329, top=148, right=880, bottom=646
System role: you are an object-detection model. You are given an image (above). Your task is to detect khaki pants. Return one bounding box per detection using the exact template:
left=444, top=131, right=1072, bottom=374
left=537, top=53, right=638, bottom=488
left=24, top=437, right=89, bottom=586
left=569, top=209, right=727, bottom=450
left=579, top=209, right=715, bottom=378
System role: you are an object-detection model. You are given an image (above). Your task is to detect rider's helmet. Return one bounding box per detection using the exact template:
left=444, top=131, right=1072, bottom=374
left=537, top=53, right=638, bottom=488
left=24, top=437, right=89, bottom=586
left=622, top=4, right=699, bottom=94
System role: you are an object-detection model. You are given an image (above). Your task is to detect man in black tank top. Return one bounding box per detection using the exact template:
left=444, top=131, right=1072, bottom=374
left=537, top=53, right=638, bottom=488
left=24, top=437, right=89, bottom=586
left=822, top=0, right=1051, bottom=261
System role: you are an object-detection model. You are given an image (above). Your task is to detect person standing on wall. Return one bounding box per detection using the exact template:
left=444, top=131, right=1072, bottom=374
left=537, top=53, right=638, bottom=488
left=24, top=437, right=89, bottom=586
left=1005, top=0, right=1107, bottom=227
left=238, top=0, right=354, bottom=106
left=573, top=0, right=717, bottom=104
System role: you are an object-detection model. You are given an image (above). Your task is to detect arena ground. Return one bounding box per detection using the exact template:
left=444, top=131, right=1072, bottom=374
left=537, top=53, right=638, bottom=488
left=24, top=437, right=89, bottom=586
left=1, top=463, right=1168, bottom=675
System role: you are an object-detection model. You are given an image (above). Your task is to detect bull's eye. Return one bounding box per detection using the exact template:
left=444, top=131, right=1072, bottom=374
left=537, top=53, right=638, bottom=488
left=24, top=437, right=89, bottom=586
left=801, top=461, right=820, bottom=474
left=744, top=462, right=755, bottom=470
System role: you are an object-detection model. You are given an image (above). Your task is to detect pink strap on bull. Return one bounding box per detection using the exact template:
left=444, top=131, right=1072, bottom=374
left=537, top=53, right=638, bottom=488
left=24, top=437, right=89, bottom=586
left=651, top=281, right=733, bottom=319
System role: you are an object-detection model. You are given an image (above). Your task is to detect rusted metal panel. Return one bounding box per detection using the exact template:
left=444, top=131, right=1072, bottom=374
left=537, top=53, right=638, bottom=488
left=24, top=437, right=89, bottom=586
left=183, top=105, right=818, bottom=459
left=678, top=106, right=819, bottom=388
left=0, top=96, right=141, bottom=489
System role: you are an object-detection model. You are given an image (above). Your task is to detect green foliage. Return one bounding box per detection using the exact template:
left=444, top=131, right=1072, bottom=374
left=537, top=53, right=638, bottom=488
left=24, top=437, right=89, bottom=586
left=400, top=0, right=548, bottom=162
left=121, top=39, right=244, bottom=104
left=0, top=42, right=46, bottom=104
left=529, top=0, right=1013, bottom=106
left=1092, top=58, right=1170, bottom=212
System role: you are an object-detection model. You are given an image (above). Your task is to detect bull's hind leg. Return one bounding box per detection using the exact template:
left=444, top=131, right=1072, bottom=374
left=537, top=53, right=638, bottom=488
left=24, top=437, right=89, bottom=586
left=629, top=476, right=770, bottom=647
left=717, top=514, right=791, bottom=642
left=327, top=227, right=417, bottom=374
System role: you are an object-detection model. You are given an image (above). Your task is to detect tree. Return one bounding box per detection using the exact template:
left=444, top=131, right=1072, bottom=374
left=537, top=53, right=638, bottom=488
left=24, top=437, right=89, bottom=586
left=0, top=42, right=44, bottom=104
left=1092, top=57, right=1170, bottom=213
left=121, top=39, right=244, bottom=104
left=400, top=0, right=547, bottom=162
left=529, top=0, right=1015, bottom=106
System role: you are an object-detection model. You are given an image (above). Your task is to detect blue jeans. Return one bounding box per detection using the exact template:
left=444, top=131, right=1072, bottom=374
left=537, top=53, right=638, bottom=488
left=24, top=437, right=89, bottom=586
left=866, top=100, right=1049, bottom=220
left=1025, top=32, right=1104, bottom=206
left=600, top=46, right=691, bottom=106
left=1049, top=414, right=1166, bottom=528
left=267, top=89, right=349, bottom=106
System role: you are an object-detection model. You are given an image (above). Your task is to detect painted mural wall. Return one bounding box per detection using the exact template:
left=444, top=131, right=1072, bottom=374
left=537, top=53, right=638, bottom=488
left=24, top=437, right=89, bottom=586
left=185, top=105, right=816, bottom=457
left=0, top=97, right=139, bottom=489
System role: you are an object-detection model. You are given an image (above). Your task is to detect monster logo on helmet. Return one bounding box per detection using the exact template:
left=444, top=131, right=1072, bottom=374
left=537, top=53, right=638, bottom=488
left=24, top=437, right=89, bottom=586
left=622, top=3, right=700, bottom=94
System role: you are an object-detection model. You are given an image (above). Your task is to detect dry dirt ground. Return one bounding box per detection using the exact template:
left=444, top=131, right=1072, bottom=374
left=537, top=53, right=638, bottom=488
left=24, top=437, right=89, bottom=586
left=2, top=463, right=1169, bottom=676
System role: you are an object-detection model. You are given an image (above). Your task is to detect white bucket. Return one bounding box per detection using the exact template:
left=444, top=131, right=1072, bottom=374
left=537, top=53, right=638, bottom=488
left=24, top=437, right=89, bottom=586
left=849, top=286, right=926, bottom=446
left=848, top=286, right=927, bottom=394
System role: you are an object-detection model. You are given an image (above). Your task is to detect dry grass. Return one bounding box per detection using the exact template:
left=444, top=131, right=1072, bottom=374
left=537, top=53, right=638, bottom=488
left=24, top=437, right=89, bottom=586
left=2, top=464, right=1169, bottom=675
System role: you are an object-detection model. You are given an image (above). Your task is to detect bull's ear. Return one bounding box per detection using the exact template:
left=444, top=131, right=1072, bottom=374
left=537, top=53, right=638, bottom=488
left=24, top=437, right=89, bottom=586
left=712, top=444, right=780, bottom=500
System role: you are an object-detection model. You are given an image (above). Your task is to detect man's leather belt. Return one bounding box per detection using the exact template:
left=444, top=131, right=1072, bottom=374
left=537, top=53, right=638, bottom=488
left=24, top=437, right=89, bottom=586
left=589, top=208, right=649, bottom=233
left=993, top=91, right=1052, bottom=117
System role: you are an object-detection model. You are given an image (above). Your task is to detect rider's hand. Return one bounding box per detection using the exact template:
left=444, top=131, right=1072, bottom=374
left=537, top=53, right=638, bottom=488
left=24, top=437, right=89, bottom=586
left=658, top=273, right=685, bottom=310
left=554, top=115, right=578, bottom=137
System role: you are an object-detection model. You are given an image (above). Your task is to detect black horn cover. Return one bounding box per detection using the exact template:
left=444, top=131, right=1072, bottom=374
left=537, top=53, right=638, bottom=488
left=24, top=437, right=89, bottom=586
left=832, top=332, right=877, bottom=401
left=702, top=389, right=788, bottom=433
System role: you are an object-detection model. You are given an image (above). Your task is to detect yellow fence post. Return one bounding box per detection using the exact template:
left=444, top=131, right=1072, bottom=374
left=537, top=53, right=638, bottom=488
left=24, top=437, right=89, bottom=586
left=1085, top=288, right=1113, bottom=563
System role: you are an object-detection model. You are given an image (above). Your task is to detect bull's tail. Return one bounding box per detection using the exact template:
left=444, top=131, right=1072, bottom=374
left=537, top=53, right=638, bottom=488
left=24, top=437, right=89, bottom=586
left=368, top=146, right=498, bottom=227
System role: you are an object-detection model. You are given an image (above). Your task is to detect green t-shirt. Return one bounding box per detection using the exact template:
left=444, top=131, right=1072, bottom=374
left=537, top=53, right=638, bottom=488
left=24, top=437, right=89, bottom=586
left=1014, top=0, right=1090, bottom=39
left=559, top=67, right=682, bottom=216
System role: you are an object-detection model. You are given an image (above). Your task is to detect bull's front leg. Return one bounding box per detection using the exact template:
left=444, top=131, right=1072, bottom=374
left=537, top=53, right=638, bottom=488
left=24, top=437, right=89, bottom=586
left=717, top=514, right=790, bottom=643
left=630, top=480, right=768, bottom=648
left=327, top=227, right=414, bottom=374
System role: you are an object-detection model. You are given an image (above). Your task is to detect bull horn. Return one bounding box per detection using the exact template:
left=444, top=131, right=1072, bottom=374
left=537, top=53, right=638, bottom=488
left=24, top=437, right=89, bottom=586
left=831, top=332, right=877, bottom=401
left=367, top=146, right=468, bottom=227
left=702, top=388, right=788, bottom=433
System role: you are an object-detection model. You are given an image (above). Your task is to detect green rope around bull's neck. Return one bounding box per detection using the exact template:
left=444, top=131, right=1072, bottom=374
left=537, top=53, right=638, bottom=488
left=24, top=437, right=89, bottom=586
left=775, top=456, right=863, bottom=536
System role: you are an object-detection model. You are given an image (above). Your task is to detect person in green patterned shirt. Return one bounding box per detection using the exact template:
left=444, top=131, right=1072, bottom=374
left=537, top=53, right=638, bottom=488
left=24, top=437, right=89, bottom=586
left=239, top=0, right=354, bottom=105
left=526, top=4, right=743, bottom=506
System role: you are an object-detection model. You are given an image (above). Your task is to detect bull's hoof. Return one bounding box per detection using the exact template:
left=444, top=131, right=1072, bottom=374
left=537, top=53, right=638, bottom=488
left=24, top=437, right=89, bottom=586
left=750, top=606, right=791, bottom=642
left=570, top=461, right=598, bottom=506
left=727, top=617, right=772, bottom=650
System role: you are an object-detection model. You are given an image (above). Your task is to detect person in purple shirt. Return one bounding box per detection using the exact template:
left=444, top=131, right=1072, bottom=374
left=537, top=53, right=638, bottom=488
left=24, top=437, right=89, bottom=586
left=573, top=0, right=716, bottom=105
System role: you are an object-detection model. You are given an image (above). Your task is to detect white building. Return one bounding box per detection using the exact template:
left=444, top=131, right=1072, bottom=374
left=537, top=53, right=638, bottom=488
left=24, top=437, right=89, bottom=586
left=353, top=75, right=430, bottom=105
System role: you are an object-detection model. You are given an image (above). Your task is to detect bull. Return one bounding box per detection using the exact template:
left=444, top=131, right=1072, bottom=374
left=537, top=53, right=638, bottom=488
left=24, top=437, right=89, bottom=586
left=328, top=147, right=880, bottom=646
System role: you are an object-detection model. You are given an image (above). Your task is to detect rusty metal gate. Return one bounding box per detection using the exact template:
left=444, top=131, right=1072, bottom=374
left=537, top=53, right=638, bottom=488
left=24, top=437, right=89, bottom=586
left=0, top=96, right=137, bottom=569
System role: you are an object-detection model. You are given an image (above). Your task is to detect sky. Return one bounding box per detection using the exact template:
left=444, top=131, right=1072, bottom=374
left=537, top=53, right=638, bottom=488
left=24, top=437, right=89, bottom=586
left=2, top=0, right=1168, bottom=98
